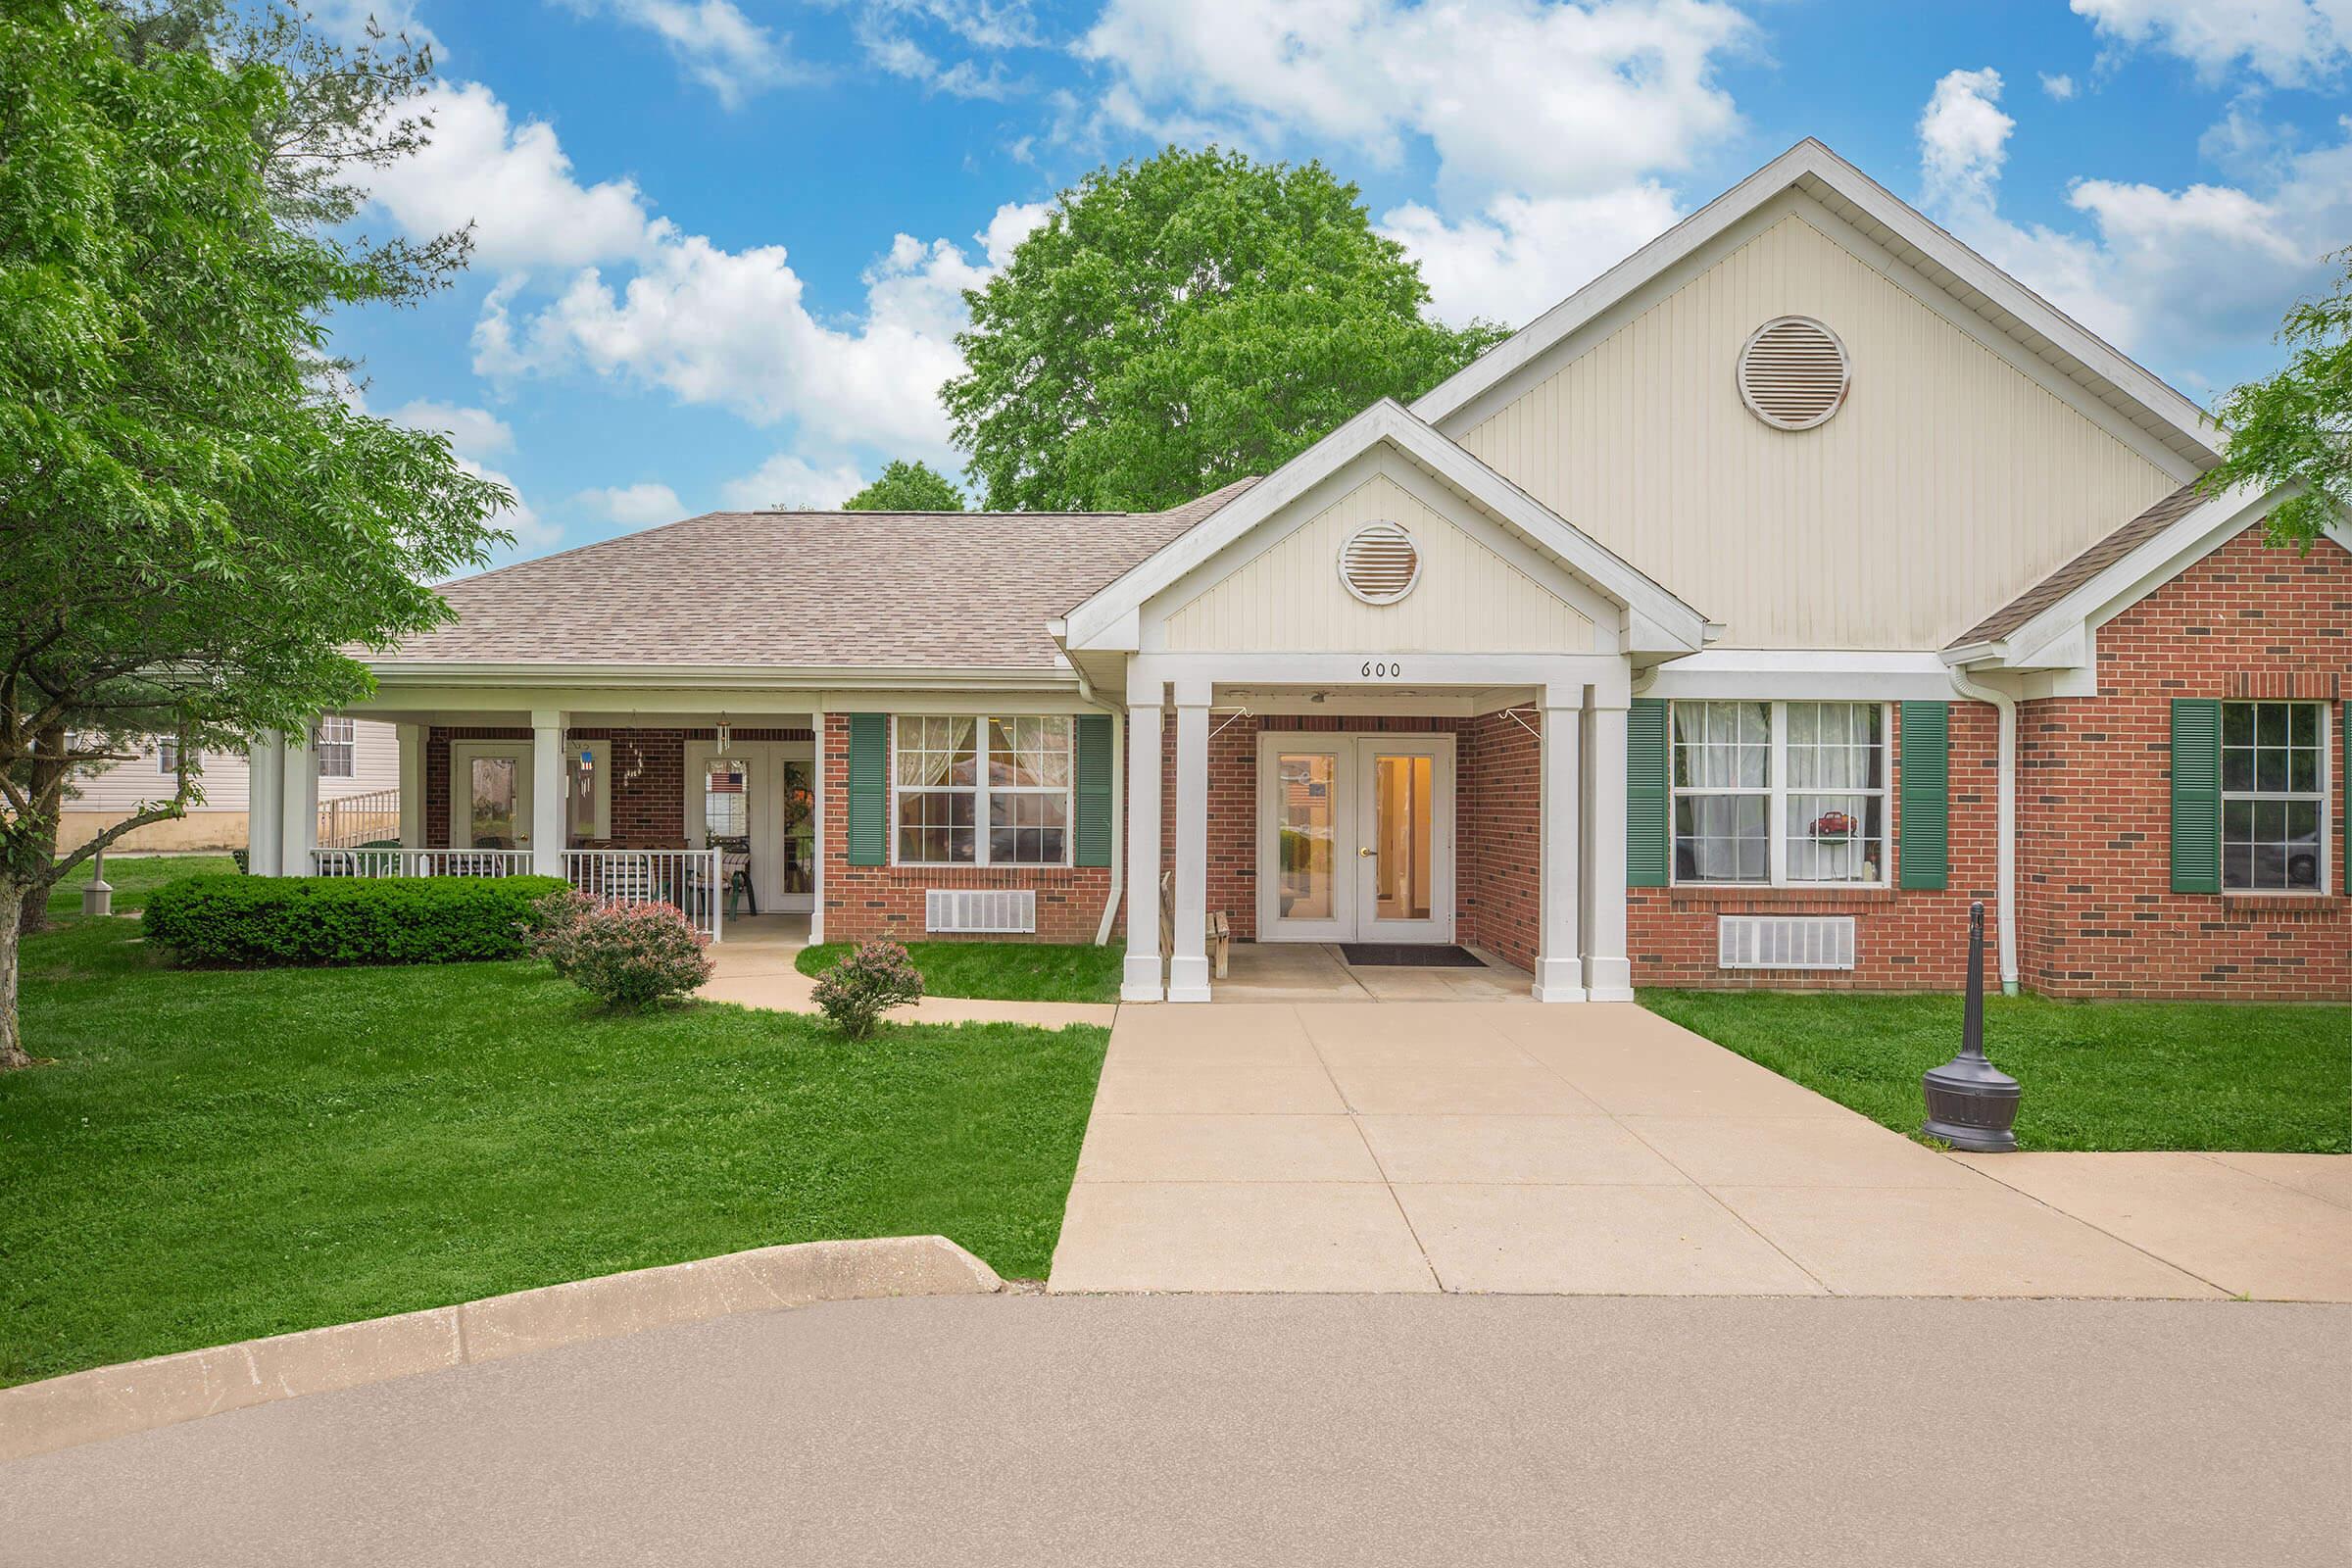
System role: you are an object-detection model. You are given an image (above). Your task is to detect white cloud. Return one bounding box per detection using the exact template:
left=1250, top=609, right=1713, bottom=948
left=2040, top=71, right=2079, bottom=99
left=978, top=200, right=1051, bottom=267
left=1914, top=72, right=2347, bottom=383
left=555, top=0, right=809, bottom=106
left=1078, top=0, right=1755, bottom=202
left=574, top=482, right=685, bottom=525
left=1379, top=186, right=1681, bottom=327
left=2071, top=0, right=2352, bottom=89
left=389, top=399, right=514, bottom=457
left=718, top=454, right=868, bottom=511
left=366, top=82, right=661, bottom=270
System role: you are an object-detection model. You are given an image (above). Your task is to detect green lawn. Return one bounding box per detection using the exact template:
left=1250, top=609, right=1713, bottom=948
left=1642, top=990, right=2350, bottom=1153
left=797, top=939, right=1125, bottom=1004
left=44, top=853, right=236, bottom=919
left=0, top=919, right=1108, bottom=1387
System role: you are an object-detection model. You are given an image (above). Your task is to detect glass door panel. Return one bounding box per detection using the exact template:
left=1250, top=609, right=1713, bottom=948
left=778, top=756, right=815, bottom=910
left=1276, top=753, right=1339, bottom=921
left=1371, top=753, right=1435, bottom=921
left=470, top=757, right=519, bottom=848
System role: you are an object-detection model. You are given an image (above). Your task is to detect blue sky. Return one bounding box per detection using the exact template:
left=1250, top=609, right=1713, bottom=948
left=327, top=0, right=2352, bottom=564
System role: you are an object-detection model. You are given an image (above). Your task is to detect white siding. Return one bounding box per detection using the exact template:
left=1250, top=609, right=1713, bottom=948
left=1454, top=209, right=2182, bottom=650
left=64, top=719, right=401, bottom=815
left=1160, top=472, right=1595, bottom=654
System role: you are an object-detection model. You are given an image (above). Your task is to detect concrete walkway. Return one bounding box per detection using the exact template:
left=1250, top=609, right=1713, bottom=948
left=697, top=915, right=1118, bottom=1029
left=9, top=1294, right=2344, bottom=1567
left=1051, top=1000, right=2350, bottom=1298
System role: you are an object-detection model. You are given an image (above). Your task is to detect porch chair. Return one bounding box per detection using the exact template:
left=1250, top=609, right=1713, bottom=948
left=711, top=834, right=757, bottom=916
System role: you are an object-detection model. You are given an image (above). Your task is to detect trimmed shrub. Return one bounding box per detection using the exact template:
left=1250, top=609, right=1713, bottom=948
left=143, top=875, right=569, bottom=967
left=811, top=940, right=925, bottom=1039
left=528, top=896, right=712, bottom=1008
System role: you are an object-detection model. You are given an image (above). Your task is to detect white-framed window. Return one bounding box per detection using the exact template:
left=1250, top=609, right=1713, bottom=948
left=157, top=738, right=179, bottom=774
left=892, top=714, right=1072, bottom=866
left=2222, top=701, right=2328, bottom=893
left=315, top=716, right=356, bottom=778
left=1671, top=700, right=1888, bottom=887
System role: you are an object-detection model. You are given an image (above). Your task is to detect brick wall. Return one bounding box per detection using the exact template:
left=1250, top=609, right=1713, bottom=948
left=422, top=725, right=809, bottom=848
left=1626, top=703, right=2001, bottom=991
left=2015, top=529, right=2350, bottom=1000
left=816, top=712, right=1112, bottom=944
left=1457, top=708, right=1542, bottom=968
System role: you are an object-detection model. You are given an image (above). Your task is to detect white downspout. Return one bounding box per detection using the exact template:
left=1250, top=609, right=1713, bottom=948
left=1946, top=668, right=2020, bottom=996
left=1054, top=625, right=1126, bottom=949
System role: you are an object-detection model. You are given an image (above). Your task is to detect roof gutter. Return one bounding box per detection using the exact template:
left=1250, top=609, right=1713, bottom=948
left=1946, top=665, right=2020, bottom=996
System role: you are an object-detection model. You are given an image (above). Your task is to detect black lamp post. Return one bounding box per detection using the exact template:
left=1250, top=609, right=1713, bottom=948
left=1922, top=900, right=2020, bottom=1152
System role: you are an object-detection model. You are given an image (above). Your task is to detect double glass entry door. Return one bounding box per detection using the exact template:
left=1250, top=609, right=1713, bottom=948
left=1257, top=734, right=1454, bottom=945
left=686, top=740, right=816, bottom=913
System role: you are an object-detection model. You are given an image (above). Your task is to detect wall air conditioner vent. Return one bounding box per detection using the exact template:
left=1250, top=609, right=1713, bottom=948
left=1717, top=914, right=1855, bottom=970
left=1337, top=521, right=1421, bottom=605
left=1738, top=316, right=1851, bottom=431
left=926, top=888, right=1037, bottom=935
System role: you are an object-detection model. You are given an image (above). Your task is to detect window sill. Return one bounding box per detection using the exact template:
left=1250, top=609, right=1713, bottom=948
left=1658, top=884, right=1897, bottom=910
left=2221, top=892, right=2344, bottom=918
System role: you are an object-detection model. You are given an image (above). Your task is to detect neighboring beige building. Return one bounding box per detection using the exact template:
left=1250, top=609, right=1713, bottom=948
left=63, top=719, right=402, bottom=853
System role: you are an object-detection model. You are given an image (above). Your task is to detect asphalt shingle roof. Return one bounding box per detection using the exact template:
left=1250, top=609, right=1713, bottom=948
left=385, top=479, right=1258, bottom=670
left=1946, top=482, right=2209, bottom=650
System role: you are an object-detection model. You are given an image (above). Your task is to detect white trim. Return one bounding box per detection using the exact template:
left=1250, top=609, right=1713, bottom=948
left=1122, top=689, right=1164, bottom=1003
left=1128, top=651, right=1634, bottom=707
left=2219, top=699, right=2332, bottom=897
left=1251, top=731, right=1457, bottom=946
left=1534, top=696, right=1586, bottom=1002
left=1168, top=700, right=1211, bottom=1003
left=1642, top=650, right=1960, bottom=701
left=1665, top=700, right=1892, bottom=891
left=448, top=738, right=535, bottom=853
left=886, top=713, right=1076, bottom=871
left=1062, top=400, right=1710, bottom=657
left=1412, top=139, right=2218, bottom=470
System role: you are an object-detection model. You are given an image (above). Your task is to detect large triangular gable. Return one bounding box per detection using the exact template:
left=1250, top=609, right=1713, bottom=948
left=1058, top=401, right=1713, bottom=662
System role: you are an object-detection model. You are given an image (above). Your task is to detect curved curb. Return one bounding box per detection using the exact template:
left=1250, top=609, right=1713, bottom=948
left=0, top=1235, right=1001, bottom=1464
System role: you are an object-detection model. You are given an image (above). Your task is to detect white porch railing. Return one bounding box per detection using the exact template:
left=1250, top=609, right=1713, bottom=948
left=563, top=848, right=724, bottom=943
left=318, top=787, right=401, bottom=849
left=307, top=846, right=724, bottom=942
left=312, top=848, right=534, bottom=878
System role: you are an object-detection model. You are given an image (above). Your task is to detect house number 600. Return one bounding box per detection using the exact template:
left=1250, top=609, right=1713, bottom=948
left=1360, top=661, right=1403, bottom=678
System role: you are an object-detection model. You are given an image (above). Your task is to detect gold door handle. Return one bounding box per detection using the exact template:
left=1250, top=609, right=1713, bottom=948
left=1358, top=846, right=1376, bottom=858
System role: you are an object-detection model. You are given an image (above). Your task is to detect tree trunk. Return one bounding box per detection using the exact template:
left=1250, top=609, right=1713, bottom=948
left=0, top=880, right=28, bottom=1071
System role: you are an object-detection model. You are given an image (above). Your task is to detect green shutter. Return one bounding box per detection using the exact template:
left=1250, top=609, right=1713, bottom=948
left=2170, top=698, right=2222, bottom=894
left=1627, top=698, right=1669, bottom=888
left=1898, top=702, right=1950, bottom=890
left=847, top=712, right=887, bottom=866
left=1073, top=712, right=1113, bottom=868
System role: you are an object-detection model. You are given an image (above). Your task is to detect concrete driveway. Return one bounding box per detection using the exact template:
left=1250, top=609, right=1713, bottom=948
left=1050, top=1001, right=2347, bottom=1298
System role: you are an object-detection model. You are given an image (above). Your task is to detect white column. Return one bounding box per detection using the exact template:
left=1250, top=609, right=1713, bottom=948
left=530, top=709, right=566, bottom=876
left=278, top=726, right=318, bottom=876
left=396, top=724, right=424, bottom=848
left=1167, top=686, right=1211, bottom=1004
left=247, top=727, right=284, bottom=876
left=1584, top=699, right=1633, bottom=1001
left=1534, top=686, right=1586, bottom=1002
left=808, top=705, right=826, bottom=944
left=1121, top=688, right=1164, bottom=1002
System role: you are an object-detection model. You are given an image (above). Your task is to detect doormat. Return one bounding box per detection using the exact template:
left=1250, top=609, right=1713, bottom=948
left=1340, top=944, right=1487, bottom=968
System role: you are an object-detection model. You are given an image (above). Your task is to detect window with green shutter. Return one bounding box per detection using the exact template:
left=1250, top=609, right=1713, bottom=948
left=1627, top=698, right=1669, bottom=887
left=1074, top=712, right=1113, bottom=868
left=846, top=712, right=887, bottom=866
left=2170, top=698, right=2222, bottom=894
left=1897, top=702, right=1949, bottom=890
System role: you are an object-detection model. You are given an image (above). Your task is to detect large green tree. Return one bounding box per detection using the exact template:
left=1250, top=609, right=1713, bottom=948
left=943, top=147, right=1506, bottom=513
left=2199, top=248, right=2352, bottom=546
left=0, top=2, right=508, bottom=1067
left=843, top=459, right=966, bottom=513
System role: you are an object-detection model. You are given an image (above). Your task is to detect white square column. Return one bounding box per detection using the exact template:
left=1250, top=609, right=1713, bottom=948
left=246, top=727, right=284, bottom=876
left=396, top=724, right=424, bottom=848
left=1584, top=698, right=1634, bottom=1001
left=808, top=705, right=827, bottom=944
left=277, top=726, right=318, bottom=876
left=530, top=709, right=567, bottom=877
left=1167, top=687, right=1212, bottom=1004
left=1121, top=687, right=1165, bottom=1003
left=1534, top=686, right=1586, bottom=1002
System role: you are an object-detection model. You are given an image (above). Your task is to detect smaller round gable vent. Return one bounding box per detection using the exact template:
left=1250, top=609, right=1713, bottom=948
left=1738, top=316, right=1850, bottom=430
left=1338, top=521, right=1421, bottom=605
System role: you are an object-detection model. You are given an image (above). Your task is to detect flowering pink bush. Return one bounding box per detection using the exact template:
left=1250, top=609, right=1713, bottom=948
left=810, top=940, right=925, bottom=1038
left=529, top=891, right=712, bottom=1008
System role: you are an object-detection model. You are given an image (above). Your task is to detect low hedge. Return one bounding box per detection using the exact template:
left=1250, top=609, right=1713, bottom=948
left=143, top=874, right=570, bottom=967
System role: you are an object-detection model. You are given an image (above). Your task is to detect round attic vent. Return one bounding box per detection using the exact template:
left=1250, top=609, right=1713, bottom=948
left=1338, top=521, right=1421, bottom=606
left=1738, top=316, right=1850, bottom=430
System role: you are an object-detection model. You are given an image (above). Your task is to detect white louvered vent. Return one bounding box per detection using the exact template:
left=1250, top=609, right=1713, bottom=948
left=1737, top=317, right=1850, bottom=431
left=926, top=888, right=1037, bottom=934
left=1337, top=521, right=1421, bottom=605
left=1718, top=915, right=1856, bottom=971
